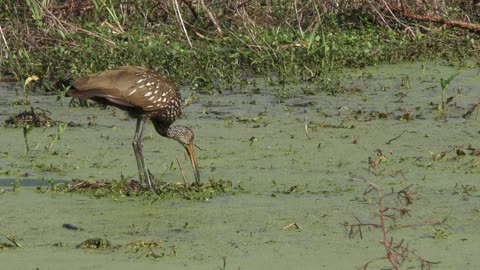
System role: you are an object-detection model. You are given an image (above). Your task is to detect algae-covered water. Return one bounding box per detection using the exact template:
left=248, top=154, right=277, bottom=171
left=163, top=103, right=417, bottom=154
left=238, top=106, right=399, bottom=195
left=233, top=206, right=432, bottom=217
left=0, top=62, right=479, bottom=269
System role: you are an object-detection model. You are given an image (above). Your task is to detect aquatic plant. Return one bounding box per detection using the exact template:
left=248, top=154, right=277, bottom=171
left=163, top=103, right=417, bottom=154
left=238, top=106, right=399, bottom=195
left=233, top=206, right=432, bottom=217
left=438, top=72, right=460, bottom=118
left=22, top=124, right=34, bottom=153
left=432, top=227, right=448, bottom=240
left=46, top=123, right=67, bottom=152
left=344, top=151, right=442, bottom=269
left=12, top=75, right=38, bottom=106
left=12, top=178, right=23, bottom=192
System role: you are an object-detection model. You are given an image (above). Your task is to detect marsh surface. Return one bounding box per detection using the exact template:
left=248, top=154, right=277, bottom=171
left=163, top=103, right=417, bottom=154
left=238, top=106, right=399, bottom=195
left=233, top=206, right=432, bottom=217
left=0, top=62, right=479, bottom=269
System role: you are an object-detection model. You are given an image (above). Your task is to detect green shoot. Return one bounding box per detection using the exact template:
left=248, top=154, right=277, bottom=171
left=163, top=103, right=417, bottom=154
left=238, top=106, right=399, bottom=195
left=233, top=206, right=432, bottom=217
left=438, top=72, right=460, bottom=117
left=47, top=123, right=67, bottom=152
left=23, top=124, right=34, bottom=153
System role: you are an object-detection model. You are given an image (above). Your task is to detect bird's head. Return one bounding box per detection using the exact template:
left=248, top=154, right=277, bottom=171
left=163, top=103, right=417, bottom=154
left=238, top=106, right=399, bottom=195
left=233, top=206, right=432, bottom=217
left=165, top=125, right=200, bottom=184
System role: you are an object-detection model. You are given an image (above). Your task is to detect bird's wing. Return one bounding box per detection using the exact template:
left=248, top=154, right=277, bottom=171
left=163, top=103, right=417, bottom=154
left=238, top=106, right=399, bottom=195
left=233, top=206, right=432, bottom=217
left=70, top=67, right=141, bottom=107
left=122, top=70, right=182, bottom=124
left=70, top=66, right=181, bottom=112
left=120, top=70, right=181, bottom=113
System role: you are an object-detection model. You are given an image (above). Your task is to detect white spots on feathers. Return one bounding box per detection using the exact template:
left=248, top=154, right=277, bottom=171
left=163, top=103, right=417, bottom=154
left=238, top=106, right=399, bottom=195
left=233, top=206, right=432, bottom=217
left=126, top=71, right=181, bottom=122
left=127, top=89, right=137, bottom=96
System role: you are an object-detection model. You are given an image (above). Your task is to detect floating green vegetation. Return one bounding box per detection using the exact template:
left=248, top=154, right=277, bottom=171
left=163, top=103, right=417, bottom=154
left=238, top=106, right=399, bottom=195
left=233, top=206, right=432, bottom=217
left=4, top=107, right=61, bottom=128
left=37, top=178, right=237, bottom=200
left=75, top=237, right=171, bottom=258
left=77, top=238, right=112, bottom=249
left=432, top=227, right=449, bottom=240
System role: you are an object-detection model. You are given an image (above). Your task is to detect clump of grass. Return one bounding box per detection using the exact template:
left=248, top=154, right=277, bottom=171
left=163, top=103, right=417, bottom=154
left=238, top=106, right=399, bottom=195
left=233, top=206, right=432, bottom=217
left=77, top=238, right=111, bottom=249
left=38, top=178, right=236, bottom=200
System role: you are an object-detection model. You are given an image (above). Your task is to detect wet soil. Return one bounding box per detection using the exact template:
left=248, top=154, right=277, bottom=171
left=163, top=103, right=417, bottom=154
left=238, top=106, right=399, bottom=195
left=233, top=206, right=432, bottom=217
left=0, top=62, right=479, bottom=269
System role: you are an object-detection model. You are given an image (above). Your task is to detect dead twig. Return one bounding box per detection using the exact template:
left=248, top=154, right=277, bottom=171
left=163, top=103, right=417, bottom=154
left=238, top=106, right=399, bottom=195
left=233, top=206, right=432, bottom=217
left=304, top=116, right=311, bottom=140
left=0, top=232, right=22, bottom=248
left=175, top=156, right=188, bottom=188
left=390, top=4, right=480, bottom=32
left=462, top=102, right=480, bottom=119
left=173, top=0, right=193, bottom=48
left=283, top=222, right=302, bottom=230
left=386, top=130, right=407, bottom=145
left=200, top=0, right=222, bottom=34
left=0, top=25, right=9, bottom=51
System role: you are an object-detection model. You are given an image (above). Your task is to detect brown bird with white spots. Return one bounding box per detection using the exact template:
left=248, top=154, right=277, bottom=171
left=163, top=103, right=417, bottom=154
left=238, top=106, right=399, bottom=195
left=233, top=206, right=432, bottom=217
left=66, top=66, right=200, bottom=190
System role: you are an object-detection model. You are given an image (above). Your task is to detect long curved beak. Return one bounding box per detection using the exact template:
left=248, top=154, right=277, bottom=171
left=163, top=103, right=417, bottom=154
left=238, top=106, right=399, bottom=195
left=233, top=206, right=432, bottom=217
left=185, top=143, right=200, bottom=185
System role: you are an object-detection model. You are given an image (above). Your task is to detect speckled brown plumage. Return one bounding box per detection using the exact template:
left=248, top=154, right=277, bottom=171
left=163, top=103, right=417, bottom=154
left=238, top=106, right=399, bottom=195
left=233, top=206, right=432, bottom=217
left=69, top=66, right=181, bottom=124
left=66, top=66, right=200, bottom=190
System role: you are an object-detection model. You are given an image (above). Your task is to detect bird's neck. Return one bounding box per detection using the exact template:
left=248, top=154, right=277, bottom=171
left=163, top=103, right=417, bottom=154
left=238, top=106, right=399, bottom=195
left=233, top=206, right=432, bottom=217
left=151, top=118, right=171, bottom=138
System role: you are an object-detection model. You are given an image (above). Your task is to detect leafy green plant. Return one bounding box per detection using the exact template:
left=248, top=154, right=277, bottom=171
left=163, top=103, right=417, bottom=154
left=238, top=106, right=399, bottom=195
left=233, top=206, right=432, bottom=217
left=93, top=0, right=123, bottom=32
left=12, top=75, right=38, bottom=105
left=47, top=123, right=67, bottom=152
left=25, top=0, right=47, bottom=27
left=12, top=179, right=23, bottom=192
left=23, top=124, right=34, bottom=153
left=438, top=72, right=460, bottom=117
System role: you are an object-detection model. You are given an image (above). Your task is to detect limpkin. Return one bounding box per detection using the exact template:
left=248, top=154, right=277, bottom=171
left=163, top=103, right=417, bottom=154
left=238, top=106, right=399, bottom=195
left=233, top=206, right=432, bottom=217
left=66, top=66, right=200, bottom=190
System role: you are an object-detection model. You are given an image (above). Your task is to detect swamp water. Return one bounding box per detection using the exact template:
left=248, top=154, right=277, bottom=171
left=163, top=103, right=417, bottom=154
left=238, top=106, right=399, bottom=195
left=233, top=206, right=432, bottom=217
left=0, top=62, right=479, bottom=269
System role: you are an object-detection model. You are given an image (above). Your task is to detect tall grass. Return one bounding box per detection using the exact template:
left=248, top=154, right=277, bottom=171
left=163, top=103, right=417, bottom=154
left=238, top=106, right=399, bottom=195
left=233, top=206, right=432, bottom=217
left=25, top=0, right=48, bottom=27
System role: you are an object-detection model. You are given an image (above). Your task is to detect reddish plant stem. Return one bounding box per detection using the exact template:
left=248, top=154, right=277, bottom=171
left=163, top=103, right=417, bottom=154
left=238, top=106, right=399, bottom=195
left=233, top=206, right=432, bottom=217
left=374, top=183, right=399, bottom=270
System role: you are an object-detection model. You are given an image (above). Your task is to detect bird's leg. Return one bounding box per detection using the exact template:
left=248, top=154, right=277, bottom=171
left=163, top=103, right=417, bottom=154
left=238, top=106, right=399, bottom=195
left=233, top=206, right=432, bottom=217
left=132, top=118, right=145, bottom=182
left=132, top=118, right=154, bottom=190
left=137, top=119, right=155, bottom=190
